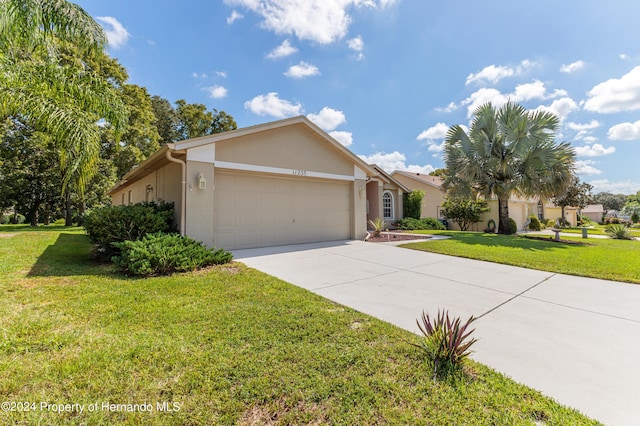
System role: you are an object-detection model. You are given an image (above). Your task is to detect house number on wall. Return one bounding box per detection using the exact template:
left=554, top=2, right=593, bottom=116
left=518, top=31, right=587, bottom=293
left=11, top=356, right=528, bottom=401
left=292, top=169, right=307, bottom=176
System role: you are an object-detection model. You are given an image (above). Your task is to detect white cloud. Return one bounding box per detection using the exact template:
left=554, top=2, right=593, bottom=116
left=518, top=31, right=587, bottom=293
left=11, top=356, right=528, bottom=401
left=582, top=136, right=598, bottom=144
left=567, top=120, right=601, bottom=131
left=244, top=92, right=302, bottom=118
left=608, top=120, right=640, bottom=140
left=588, top=179, right=640, bottom=194
left=307, top=107, right=346, bottom=131
left=465, top=60, right=535, bottom=85
left=206, top=85, right=228, bottom=99
left=534, top=97, right=579, bottom=122
left=358, top=151, right=435, bottom=174
left=329, top=131, right=353, bottom=146
left=462, top=88, right=508, bottom=117
left=267, top=39, right=298, bottom=59
left=574, top=144, right=616, bottom=157
left=417, top=122, right=449, bottom=141
left=216, top=71, right=227, bottom=78
left=227, top=10, right=244, bottom=24
left=560, top=60, right=585, bottom=73
left=347, top=35, right=364, bottom=60
left=224, top=0, right=364, bottom=44
left=284, top=61, right=320, bottom=78
left=435, top=102, right=458, bottom=113
left=192, top=72, right=208, bottom=79
left=584, top=66, right=640, bottom=113
left=96, top=16, right=130, bottom=49
left=575, top=160, right=602, bottom=175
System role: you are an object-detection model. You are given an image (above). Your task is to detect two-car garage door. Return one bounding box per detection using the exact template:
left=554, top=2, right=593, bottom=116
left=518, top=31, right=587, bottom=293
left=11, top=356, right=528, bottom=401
left=214, top=171, right=352, bottom=250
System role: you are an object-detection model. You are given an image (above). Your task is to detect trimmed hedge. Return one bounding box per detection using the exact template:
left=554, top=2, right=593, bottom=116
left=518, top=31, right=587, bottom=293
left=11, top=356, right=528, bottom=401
left=112, top=232, right=233, bottom=276
left=84, top=202, right=174, bottom=259
left=398, top=217, right=446, bottom=231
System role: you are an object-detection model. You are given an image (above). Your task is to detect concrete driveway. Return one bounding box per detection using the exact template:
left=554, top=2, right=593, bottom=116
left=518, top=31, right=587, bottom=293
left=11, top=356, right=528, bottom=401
left=234, top=239, right=640, bottom=426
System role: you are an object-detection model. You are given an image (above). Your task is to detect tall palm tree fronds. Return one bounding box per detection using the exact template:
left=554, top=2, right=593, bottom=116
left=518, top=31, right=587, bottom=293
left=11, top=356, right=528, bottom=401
left=443, top=102, right=575, bottom=234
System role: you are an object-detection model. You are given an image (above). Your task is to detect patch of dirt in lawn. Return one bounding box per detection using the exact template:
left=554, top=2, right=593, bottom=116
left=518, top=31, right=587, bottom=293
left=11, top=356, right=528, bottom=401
left=366, top=232, right=431, bottom=243
left=0, top=233, right=16, bottom=238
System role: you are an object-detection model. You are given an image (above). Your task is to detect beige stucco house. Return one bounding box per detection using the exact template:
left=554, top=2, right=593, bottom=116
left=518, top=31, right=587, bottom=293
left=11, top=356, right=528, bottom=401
left=390, top=170, right=577, bottom=230
left=366, top=165, right=409, bottom=227
left=108, top=116, right=388, bottom=250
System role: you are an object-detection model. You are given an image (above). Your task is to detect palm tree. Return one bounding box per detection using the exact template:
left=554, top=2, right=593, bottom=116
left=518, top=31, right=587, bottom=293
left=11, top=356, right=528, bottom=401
left=0, top=0, right=126, bottom=193
left=443, top=102, right=575, bottom=234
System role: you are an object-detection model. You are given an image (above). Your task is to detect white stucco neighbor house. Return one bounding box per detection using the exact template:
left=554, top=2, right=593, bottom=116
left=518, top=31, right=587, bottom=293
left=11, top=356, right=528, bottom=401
left=108, top=116, right=403, bottom=250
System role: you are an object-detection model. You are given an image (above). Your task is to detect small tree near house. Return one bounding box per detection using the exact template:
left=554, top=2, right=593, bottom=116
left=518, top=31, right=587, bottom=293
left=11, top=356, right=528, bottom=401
left=441, top=198, right=489, bottom=231
left=403, top=190, right=425, bottom=219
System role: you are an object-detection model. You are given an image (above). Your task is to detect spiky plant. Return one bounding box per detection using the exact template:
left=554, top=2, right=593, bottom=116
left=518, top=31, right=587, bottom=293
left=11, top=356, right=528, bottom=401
left=368, top=217, right=385, bottom=237
left=411, top=309, right=478, bottom=379
left=605, top=224, right=633, bottom=240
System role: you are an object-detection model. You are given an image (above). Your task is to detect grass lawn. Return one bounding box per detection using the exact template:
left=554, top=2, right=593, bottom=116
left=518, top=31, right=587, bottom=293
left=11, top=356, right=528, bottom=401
left=558, top=225, right=640, bottom=238
left=403, top=230, right=640, bottom=284
left=0, top=226, right=598, bottom=425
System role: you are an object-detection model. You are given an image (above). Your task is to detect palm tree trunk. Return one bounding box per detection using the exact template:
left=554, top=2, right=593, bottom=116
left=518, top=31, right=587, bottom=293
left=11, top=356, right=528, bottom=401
left=497, top=194, right=510, bottom=234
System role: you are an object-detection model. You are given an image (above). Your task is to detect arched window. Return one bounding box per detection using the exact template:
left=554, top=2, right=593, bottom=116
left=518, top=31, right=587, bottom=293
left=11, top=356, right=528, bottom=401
left=383, top=191, right=393, bottom=220
left=537, top=201, right=544, bottom=220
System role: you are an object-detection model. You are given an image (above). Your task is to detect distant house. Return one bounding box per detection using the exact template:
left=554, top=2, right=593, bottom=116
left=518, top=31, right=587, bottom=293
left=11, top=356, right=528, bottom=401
left=581, top=204, right=604, bottom=224
left=389, top=170, right=577, bottom=231
left=107, top=116, right=399, bottom=250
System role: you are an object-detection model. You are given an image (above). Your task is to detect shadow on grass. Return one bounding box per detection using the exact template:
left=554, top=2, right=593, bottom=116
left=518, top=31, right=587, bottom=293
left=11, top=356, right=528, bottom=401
left=408, top=232, right=579, bottom=251
left=27, top=233, right=111, bottom=277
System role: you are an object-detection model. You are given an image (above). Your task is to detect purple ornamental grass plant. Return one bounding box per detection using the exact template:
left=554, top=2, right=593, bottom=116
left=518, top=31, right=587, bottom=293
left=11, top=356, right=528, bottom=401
left=411, top=309, right=478, bottom=379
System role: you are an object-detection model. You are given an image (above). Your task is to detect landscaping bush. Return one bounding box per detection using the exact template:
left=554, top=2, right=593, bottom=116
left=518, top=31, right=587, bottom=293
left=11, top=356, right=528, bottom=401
left=632, top=212, right=640, bottom=224
left=0, top=215, right=9, bottom=225
left=112, top=232, right=233, bottom=276
left=398, top=217, right=446, bottom=231
left=410, top=309, right=477, bottom=379
left=403, top=190, right=425, bottom=219
left=505, top=218, right=518, bottom=235
left=544, top=219, right=555, bottom=228
left=605, top=224, right=633, bottom=240
left=2, top=213, right=25, bottom=224
left=83, top=202, right=174, bottom=259
left=527, top=215, right=541, bottom=231
left=368, top=217, right=385, bottom=237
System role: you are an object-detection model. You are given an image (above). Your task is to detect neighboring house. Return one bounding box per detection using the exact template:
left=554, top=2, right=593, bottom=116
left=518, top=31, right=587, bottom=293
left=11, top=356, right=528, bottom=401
left=390, top=170, right=577, bottom=230
left=579, top=205, right=604, bottom=224
left=366, top=165, right=409, bottom=227
left=391, top=171, right=446, bottom=221
left=108, top=116, right=382, bottom=250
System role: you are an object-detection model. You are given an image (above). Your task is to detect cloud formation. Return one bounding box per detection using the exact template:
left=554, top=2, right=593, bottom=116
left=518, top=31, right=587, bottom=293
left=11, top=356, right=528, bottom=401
left=284, top=61, right=320, bottom=78
left=206, top=85, right=228, bottom=99
left=588, top=179, right=640, bottom=194
left=608, top=120, right=640, bottom=140
left=224, top=0, right=394, bottom=44
left=244, top=92, right=302, bottom=118
left=560, top=60, right=585, bottom=73
left=465, top=60, right=535, bottom=85
left=267, top=39, right=298, bottom=59
left=96, top=16, right=130, bottom=49
left=329, top=130, right=353, bottom=146
left=358, top=151, right=435, bottom=174
left=307, top=107, right=346, bottom=131
left=227, top=10, right=244, bottom=24
left=584, top=66, right=640, bottom=113
left=575, top=160, right=602, bottom=175
left=574, top=144, right=615, bottom=157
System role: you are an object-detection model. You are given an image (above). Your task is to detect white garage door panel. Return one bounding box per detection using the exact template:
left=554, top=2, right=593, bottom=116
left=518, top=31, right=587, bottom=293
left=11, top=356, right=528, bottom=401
left=214, top=172, right=351, bottom=249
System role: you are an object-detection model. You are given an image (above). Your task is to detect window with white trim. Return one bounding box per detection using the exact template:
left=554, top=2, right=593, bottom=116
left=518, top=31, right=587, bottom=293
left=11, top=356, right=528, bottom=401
left=383, top=191, right=393, bottom=220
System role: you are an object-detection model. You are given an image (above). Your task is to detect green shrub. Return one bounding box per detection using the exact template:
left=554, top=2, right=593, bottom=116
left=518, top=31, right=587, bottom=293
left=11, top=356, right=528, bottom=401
left=403, top=190, right=425, bottom=219
left=527, top=215, right=541, bottom=231
left=0, top=215, right=9, bottom=225
left=3, top=213, right=25, bottom=224
left=544, top=219, right=555, bottom=228
left=631, top=212, right=639, bottom=224
left=398, top=217, right=445, bottom=231
left=605, top=224, right=633, bottom=240
left=411, top=309, right=477, bottom=379
left=504, top=218, right=518, bottom=235
left=84, top=202, right=174, bottom=259
left=112, top=232, right=233, bottom=276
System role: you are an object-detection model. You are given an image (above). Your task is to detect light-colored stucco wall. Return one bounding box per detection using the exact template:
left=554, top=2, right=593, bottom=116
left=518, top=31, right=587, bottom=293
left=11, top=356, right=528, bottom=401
left=391, top=174, right=445, bottom=220
left=185, top=160, right=215, bottom=246
left=215, top=123, right=354, bottom=176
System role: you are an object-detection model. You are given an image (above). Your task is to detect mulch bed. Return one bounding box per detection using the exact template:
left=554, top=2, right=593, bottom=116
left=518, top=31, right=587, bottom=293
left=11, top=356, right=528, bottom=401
left=366, top=232, right=431, bottom=243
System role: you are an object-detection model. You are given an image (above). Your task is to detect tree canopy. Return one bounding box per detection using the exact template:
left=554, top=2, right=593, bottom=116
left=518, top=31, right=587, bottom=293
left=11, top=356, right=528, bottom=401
left=443, top=102, right=575, bottom=234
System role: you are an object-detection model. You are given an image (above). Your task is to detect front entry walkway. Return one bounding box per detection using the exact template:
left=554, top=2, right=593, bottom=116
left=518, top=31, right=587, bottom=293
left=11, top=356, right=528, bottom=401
left=234, top=240, right=640, bottom=426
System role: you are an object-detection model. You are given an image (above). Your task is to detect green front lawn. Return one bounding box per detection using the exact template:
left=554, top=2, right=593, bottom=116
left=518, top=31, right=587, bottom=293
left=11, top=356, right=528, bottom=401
left=0, top=226, right=597, bottom=424
left=559, top=225, right=640, bottom=238
left=403, top=230, right=640, bottom=284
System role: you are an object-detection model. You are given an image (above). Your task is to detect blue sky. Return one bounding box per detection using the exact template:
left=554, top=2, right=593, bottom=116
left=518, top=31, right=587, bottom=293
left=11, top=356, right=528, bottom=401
left=75, top=0, right=640, bottom=194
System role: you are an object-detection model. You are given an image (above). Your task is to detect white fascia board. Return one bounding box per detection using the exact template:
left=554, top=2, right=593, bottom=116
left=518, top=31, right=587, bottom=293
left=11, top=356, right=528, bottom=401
left=214, top=161, right=355, bottom=181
